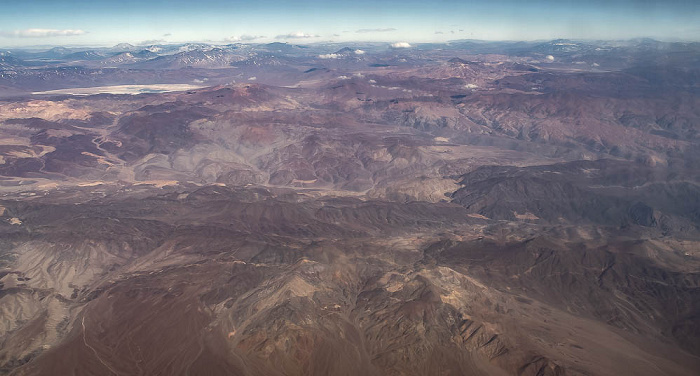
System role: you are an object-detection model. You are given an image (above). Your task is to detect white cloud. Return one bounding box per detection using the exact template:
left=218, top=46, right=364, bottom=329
left=226, top=34, right=265, bottom=42
left=275, top=31, right=319, bottom=39
left=354, top=49, right=366, bottom=55
left=390, top=42, right=412, bottom=48
left=546, top=55, right=555, bottom=61
left=248, top=76, right=257, bottom=81
left=319, top=53, right=341, bottom=59
left=0, top=28, right=87, bottom=38
left=139, top=39, right=166, bottom=45
left=465, top=83, right=478, bottom=89
left=356, top=28, right=396, bottom=33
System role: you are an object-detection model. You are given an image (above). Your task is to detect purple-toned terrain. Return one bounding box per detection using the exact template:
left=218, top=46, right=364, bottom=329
left=0, top=39, right=699, bottom=375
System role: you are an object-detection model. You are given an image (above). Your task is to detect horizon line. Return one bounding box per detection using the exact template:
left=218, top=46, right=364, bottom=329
left=3, top=36, right=699, bottom=50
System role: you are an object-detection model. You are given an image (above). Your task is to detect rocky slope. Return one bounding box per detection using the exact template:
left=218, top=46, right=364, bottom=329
left=0, top=40, right=699, bottom=375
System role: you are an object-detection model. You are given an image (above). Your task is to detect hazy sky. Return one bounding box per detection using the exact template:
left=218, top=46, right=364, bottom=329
left=1, top=0, right=698, bottom=47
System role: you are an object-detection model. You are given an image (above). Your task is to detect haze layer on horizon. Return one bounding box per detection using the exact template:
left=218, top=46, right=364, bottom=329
left=1, top=0, right=698, bottom=47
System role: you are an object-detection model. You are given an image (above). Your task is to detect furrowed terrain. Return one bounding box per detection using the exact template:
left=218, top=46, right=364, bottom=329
left=0, top=39, right=699, bottom=375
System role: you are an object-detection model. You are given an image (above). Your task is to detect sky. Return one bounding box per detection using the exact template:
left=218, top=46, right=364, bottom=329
left=0, top=0, right=698, bottom=47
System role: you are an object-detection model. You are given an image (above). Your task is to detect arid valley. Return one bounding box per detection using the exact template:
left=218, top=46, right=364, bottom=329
left=0, top=38, right=699, bottom=375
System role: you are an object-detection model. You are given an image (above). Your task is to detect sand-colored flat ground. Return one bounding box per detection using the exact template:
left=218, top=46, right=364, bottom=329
left=32, top=84, right=206, bottom=96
